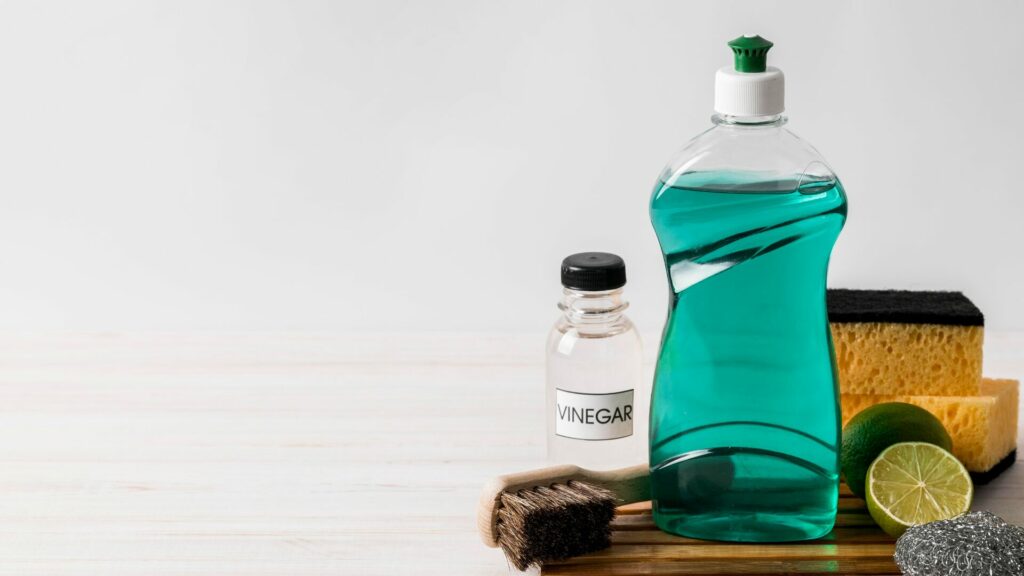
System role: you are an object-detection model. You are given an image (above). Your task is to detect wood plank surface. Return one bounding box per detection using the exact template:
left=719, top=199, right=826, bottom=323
left=543, top=489, right=899, bottom=575
left=543, top=558, right=903, bottom=575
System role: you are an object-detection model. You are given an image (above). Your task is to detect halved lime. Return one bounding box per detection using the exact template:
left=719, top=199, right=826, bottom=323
left=865, top=442, right=973, bottom=537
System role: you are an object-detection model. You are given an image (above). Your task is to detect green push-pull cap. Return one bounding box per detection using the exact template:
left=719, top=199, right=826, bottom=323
left=728, top=34, right=773, bottom=73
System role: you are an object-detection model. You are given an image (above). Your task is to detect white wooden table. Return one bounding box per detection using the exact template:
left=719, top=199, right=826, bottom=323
left=0, top=332, right=1020, bottom=575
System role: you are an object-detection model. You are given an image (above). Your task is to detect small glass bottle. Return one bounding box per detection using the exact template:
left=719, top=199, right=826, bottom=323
left=546, top=252, right=645, bottom=470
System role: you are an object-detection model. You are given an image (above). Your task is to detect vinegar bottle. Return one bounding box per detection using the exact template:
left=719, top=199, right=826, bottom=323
left=546, top=252, right=645, bottom=470
left=648, top=35, right=847, bottom=541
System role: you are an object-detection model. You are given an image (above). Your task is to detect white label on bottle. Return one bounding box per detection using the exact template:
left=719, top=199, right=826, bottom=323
left=555, top=388, right=634, bottom=441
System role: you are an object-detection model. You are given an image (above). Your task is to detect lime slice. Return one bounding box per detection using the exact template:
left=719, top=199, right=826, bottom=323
left=865, top=442, right=973, bottom=537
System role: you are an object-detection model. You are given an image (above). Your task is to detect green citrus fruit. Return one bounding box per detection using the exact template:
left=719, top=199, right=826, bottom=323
left=865, top=442, right=972, bottom=537
left=841, top=402, right=952, bottom=498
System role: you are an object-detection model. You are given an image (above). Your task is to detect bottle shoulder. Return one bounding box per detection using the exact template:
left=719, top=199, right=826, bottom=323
left=657, top=123, right=839, bottom=190
left=547, top=315, right=641, bottom=355
left=550, top=314, right=638, bottom=337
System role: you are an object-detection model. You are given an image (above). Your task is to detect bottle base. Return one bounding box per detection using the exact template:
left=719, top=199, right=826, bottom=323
left=650, top=447, right=838, bottom=542
left=653, top=510, right=835, bottom=542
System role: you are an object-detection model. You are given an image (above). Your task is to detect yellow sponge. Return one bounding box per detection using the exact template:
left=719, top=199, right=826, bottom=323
left=831, top=322, right=983, bottom=396
left=841, top=378, right=1018, bottom=473
left=827, top=289, right=984, bottom=396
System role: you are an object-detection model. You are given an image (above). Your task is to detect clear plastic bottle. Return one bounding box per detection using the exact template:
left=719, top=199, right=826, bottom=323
left=546, top=252, right=645, bottom=470
left=648, top=36, right=847, bottom=541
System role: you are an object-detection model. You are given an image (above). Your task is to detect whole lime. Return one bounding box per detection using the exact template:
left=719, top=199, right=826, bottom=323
left=841, top=402, right=953, bottom=498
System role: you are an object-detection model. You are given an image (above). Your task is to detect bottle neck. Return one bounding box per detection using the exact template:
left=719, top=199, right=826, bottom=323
left=712, top=113, right=787, bottom=127
left=558, top=287, right=628, bottom=326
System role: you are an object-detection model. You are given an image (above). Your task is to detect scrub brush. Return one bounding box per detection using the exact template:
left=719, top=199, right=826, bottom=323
left=477, top=463, right=649, bottom=571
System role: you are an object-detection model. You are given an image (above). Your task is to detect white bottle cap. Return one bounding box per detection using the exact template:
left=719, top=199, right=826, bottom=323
left=714, top=35, right=784, bottom=117
left=714, top=66, right=784, bottom=117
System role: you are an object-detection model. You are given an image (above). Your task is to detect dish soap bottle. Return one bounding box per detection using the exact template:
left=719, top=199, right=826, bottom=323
left=547, top=252, right=645, bottom=469
left=648, top=35, right=847, bottom=542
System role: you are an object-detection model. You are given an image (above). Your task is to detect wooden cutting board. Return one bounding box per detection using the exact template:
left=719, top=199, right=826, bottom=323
left=542, top=485, right=899, bottom=575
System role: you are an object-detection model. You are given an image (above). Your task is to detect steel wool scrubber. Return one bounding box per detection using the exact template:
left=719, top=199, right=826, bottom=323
left=894, top=511, right=1024, bottom=576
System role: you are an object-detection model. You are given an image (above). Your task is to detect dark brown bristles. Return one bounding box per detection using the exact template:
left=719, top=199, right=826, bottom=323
left=495, top=480, right=617, bottom=571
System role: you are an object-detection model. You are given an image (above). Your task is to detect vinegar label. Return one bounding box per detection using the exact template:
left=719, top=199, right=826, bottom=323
left=555, top=388, right=634, bottom=441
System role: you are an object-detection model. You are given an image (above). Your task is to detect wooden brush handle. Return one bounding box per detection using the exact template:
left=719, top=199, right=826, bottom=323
left=477, top=463, right=649, bottom=547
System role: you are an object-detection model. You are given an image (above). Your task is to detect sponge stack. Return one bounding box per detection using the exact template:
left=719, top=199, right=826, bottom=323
left=829, top=289, right=1018, bottom=481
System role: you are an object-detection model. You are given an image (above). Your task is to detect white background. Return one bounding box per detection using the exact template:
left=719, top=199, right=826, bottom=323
left=1, top=0, right=1021, bottom=334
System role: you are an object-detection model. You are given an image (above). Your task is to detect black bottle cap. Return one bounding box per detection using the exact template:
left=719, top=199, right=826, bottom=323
left=560, top=252, right=626, bottom=291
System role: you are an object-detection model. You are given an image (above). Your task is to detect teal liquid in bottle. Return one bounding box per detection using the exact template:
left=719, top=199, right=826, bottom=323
left=648, top=36, right=847, bottom=542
